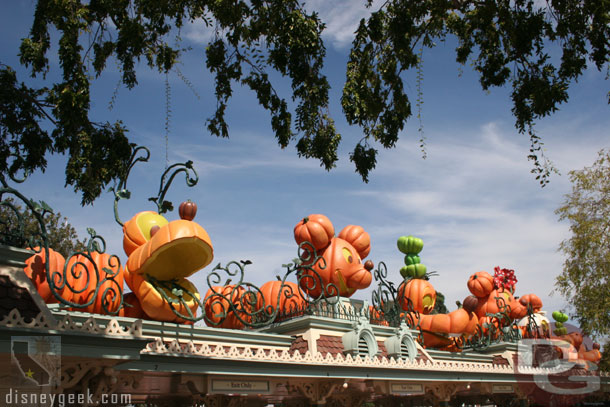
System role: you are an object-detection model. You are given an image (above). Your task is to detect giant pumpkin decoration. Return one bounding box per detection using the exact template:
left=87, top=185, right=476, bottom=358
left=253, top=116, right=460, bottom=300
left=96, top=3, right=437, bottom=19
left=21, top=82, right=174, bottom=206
left=467, top=271, right=494, bottom=298
left=66, top=251, right=125, bottom=315
left=337, top=225, right=371, bottom=259
left=474, top=288, right=514, bottom=318
left=398, top=279, right=436, bottom=314
left=126, top=217, right=213, bottom=280
left=119, top=292, right=148, bottom=319
left=204, top=284, right=254, bottom=329
left=300, top=237, right=372, bottom=298
left=293, top=214, right=335, bottom=251
left=295, top=217, right=373, bottom=299
left=418, top=308, right=479, bottom=335
left=123, top=211, right=169, bottom=256
left=24, top=247, right=66, bottom=303
left=519, top=293, right=543, bottom=313
left=125, top=270, right=199, bottom=323
left=258, top=280, right=305, bottom=319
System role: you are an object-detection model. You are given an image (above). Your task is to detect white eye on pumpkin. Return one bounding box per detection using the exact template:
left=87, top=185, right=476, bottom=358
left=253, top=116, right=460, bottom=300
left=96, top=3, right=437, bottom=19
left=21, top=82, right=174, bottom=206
left=342, top=247, right=353, bottom=264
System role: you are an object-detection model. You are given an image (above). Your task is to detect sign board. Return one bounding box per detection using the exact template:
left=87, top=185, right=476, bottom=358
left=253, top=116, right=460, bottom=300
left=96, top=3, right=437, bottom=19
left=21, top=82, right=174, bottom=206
left=390, top=383, right=425, bottom=395
left=210, top=379, right=270, bottom=394
left=492, top=384, right=514, bottom=393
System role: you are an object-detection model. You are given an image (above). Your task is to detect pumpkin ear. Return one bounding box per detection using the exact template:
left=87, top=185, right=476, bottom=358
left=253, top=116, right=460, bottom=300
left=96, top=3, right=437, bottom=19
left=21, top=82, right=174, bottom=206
left=293, top=214, right=335, bottom=251
left=338, top=225, right=371, bottom=259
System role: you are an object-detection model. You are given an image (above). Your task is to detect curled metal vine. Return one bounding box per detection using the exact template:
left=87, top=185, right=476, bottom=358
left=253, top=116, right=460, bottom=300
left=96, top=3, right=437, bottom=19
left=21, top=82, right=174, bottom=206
left=1, top=175, right=124, bottom=315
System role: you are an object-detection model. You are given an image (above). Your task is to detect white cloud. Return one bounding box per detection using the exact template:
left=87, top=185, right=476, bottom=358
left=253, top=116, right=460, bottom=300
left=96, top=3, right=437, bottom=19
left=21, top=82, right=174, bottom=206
left=304, top=0, right=384, bottom=49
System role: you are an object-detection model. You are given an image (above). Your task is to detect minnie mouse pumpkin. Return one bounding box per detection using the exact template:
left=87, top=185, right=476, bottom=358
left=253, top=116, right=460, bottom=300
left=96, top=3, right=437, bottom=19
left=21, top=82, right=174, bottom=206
left=294, top=214, right=374, bottom=298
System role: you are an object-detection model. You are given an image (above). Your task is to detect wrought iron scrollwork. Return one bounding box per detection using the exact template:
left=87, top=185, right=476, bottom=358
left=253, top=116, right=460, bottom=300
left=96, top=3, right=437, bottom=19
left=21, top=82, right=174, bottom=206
left=1, top=174, right=124, bottom=315
left=112, top=144, right=198, bottom=225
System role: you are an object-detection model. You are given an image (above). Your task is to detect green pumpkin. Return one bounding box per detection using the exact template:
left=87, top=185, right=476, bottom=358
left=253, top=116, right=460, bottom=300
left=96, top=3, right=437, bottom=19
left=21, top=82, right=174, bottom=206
left=552, top=311, right=569, bottom=323
left=553, top=326, right=568, bottom=336
left=397, top=235, right=424, bottom=255
left=400, top=263, right=427, bottom=279
left=404, top=254, right=420, bottom=266
left=400, top=265, right=412, bottom=279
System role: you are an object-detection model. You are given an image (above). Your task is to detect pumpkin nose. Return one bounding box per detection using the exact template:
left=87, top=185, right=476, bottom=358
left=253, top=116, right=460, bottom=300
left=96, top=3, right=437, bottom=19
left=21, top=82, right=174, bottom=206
left=364, top=260, right=374, bottom=271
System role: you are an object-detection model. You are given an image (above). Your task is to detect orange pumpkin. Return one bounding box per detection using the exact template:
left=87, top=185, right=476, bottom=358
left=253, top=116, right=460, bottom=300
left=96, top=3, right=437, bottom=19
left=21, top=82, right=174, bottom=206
left=293, top=214, right=335, bottom=251
left=300, top=237, right=372, bottom=298
left=122, top=211, right=169, bottom=256
left=519, top=293, right=543, bottom=312
left=368, top=305, right=389, bottom=326
left=119, top=292, right=148, bottom=319
left=467, top=271, right=494, bottom=298
left=126, top=219, right=213, bottom=280
left=126, top=270, right=199, bottom=323
left=258, top=281, right=305, bottom=319
left=475, top=288, right=514, bottom=318
left=337, top=225, right=371, bottom=259
left=24, top=247, right=65, bottom=303
left=421, top=331, right=454, bottom=349
left=509, top=299, right=528, bottom=320
left=203, top=284, right=254, bottom=329
left=66, top=252, right=125, bottom=314
left=418, top=308, right=476, bottom=334
left=398, top=279, right=436, bottom=314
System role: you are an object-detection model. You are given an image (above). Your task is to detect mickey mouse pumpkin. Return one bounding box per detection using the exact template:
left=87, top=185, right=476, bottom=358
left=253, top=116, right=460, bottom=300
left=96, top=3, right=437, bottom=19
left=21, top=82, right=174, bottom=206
left=294, top=214, right=374, bottom=298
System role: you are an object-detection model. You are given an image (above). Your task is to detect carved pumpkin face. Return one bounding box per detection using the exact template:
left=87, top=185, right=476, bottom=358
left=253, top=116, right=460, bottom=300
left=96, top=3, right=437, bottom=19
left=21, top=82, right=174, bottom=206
left=398, top=279, right=437, bottom=314
left=300, top=238, right=372, bottom=298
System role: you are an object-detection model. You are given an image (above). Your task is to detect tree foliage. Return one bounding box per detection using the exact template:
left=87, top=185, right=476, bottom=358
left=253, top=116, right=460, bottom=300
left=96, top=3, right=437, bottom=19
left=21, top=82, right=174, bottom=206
left=555, top=149, right=610, bottom=339
left=0, top=198, right=87, bottom=258
left=1, top=0, right=608, bottom=204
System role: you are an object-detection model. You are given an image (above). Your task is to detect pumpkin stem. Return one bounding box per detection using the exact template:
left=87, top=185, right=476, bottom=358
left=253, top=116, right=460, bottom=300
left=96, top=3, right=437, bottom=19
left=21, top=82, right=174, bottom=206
left=303, top=216, right=309, bottom=224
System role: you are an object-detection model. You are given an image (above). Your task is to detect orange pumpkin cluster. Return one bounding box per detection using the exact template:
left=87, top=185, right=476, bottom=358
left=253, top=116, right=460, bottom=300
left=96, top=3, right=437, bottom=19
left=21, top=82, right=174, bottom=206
left=294, top=214, right=374, bottom=298
left=464, top=270, right=543, bottom=322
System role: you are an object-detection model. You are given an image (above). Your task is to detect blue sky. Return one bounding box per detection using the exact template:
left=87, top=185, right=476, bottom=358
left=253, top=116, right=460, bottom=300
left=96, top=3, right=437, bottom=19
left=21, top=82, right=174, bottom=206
left=2, top=1, right=610, bottom=328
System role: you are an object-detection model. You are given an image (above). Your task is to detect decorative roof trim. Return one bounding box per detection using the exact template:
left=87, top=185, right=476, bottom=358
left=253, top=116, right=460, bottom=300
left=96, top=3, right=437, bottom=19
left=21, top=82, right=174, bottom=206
left=0, top=308, right=142, bottom=337
left=141, top=338, right=609, bottom=378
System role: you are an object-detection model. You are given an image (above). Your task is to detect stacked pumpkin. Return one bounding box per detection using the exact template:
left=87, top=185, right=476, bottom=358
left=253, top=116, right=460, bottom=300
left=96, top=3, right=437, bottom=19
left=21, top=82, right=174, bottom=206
left=462, top=267, right=546, bottom=338
left=397, top=235, right=427, bottom=279
left=121, top=201, right=214, bottom=323
left=293, top=214, right=374, bottom=298
left=24, top=247, right=125, bottom=315
left=395, top=236, right=479, bottom=350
